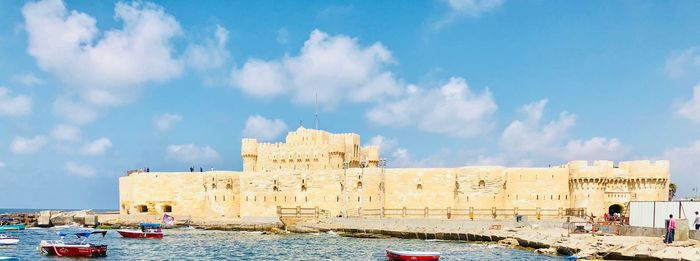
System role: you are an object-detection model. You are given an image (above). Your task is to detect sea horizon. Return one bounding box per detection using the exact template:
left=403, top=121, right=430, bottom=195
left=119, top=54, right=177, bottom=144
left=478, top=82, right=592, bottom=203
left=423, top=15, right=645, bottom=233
left=0, top=208, right=118, bottom=215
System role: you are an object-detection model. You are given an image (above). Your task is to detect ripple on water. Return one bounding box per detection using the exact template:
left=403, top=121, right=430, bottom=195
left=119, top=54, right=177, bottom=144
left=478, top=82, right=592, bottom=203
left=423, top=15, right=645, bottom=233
left=0, top=229, right=559, bottom=260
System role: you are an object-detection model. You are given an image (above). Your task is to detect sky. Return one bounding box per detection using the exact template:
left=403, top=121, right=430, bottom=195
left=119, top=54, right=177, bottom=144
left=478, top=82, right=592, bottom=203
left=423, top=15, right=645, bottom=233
left=1, top=0, right=700, bottom=209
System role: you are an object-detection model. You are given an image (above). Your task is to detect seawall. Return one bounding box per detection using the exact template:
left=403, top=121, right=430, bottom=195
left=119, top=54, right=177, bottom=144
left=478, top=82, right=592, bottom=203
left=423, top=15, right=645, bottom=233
left=294, top=218, right=700, bottom=260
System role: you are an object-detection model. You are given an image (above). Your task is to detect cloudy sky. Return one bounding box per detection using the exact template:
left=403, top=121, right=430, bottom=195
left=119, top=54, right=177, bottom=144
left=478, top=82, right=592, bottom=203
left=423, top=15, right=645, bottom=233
left=1, top=0, right=700, bottom=209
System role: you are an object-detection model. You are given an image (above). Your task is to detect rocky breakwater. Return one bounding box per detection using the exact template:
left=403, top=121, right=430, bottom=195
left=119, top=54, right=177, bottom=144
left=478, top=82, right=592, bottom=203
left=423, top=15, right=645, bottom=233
left=37, top=210, right=100, bottom=227
left=295, top=218, right=700, bottom=260
left=96, top=214, right=284, bottom=232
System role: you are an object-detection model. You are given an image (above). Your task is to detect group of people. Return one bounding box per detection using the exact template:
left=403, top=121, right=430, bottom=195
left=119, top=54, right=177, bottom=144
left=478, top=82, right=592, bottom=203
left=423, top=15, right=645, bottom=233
left=603, top=212, right=621, bottom=222
left=188, top=166, right=214, bottom=172
left=665, top=211, right=700, bottom=245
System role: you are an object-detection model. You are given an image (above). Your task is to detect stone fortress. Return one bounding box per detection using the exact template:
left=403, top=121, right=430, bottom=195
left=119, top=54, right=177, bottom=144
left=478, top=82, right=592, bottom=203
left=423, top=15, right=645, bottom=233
left=119, top=127, right=670, bottom=220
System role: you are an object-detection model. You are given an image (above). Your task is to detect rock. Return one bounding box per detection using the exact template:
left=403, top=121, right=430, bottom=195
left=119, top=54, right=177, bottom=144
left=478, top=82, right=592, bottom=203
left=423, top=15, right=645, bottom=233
left=534, top=247, right=557, bottom=255
left=286, top=225, right=320, bottom=233
left=498, top=238, right=520, bottom=248
left=267, top=227, right=288, bottom=234
left=37, top=210, right=56, bottom=227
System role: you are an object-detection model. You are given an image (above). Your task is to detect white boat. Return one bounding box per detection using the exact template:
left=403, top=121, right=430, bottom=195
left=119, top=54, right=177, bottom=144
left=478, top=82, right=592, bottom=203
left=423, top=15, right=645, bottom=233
left=0, top=257, right=20, bottom=261
left=0, top=234, right=19, bottom=245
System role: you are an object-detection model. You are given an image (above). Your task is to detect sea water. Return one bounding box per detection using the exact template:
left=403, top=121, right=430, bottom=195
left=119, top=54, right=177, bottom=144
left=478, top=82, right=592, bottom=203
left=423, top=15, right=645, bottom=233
left=0, top=228, right=560, bottom=260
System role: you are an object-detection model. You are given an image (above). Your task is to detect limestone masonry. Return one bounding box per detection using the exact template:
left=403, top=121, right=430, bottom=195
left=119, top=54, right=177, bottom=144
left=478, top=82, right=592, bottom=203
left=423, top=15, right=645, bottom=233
left=119, top=127, right=670, bottom=220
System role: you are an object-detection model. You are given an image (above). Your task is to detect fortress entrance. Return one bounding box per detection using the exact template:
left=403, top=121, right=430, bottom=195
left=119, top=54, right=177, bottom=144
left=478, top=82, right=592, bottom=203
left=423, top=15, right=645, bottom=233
left=608, top=204, right=622, bottom=215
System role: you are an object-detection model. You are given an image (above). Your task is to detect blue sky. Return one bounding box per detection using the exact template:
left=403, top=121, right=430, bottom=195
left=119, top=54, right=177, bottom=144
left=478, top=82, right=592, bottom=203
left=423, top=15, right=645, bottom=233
left=1, top=0, right=700, bottom=209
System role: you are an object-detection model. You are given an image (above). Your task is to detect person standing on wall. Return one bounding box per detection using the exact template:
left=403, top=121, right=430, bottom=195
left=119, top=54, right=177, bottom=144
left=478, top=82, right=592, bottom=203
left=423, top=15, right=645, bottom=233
left=694, top=211, right=700, bottom=230
left=665, top=214, right=676, bottom=244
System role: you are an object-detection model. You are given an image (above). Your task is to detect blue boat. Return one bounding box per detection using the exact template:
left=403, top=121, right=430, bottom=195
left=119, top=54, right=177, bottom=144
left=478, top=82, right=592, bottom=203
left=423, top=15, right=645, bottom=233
left=0, top=219, right=24, bottom=230
left=0, top=224, right=25, bottom=230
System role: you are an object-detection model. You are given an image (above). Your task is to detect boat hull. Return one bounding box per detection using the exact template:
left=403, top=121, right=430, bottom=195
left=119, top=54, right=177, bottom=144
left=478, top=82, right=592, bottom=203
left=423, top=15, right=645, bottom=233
left=386, top=250, right=440, bottom=261
left=0, top=238, right=19, bottom=246
left=117, top=230, right=163, bottom=239
left=0, top=224, right=25, bottom=230
left=39, top=244, right=107, bottom=257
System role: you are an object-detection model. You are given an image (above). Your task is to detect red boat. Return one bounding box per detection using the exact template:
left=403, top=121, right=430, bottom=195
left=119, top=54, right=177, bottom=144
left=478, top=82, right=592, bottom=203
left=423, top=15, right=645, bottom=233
left=386, top=250, right=441, bottom=261
left=39, top=231, right=108, bottom=258
left=117, top=223, right=163, bottom=239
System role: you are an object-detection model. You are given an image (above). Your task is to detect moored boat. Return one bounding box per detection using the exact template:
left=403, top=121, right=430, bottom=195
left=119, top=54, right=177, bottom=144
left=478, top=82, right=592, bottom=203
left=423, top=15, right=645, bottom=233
left=117, top=223, right=163, bottom=239
left=0, top=234, right=19, bottom=246
left=0, top=219, right=25, bottom=231
left=0, top=257, right=20, bottom=261
left=386, top=249, right=441, bottom=261
left=39, top=231, right=108, bottom=258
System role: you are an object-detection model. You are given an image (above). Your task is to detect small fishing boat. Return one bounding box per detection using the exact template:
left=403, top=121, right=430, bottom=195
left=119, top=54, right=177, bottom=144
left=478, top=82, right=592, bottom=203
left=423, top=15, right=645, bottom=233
left=116, top=223, right=163, bottom=239
left=0, top=218, right=25, bottom=230
left=0, top=257, right=20, bottom=261
left=0, top=234, right=19, bottom=246
left=386, top=250, right=441, bottom=261
left=39, top=231, right=108, bottom=257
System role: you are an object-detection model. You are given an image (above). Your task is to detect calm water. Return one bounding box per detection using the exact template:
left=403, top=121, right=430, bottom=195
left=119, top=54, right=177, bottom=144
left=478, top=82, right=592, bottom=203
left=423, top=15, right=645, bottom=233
left=0, top=228, right=560, bottom=260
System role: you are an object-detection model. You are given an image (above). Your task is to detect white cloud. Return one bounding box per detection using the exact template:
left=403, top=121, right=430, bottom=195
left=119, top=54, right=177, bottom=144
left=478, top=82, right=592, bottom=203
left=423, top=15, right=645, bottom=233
left=185, top=24, right=229, bottom=71
left=12, top=73, right=43, bottom=86
left=0, top=87, right=32, bottom=117
left=663, top=140, right=700, bottom=197
left=664, top=47, right=700, bottom=78
left=562, top=137, right=625, bottom=161
left=446, top=0, right=503, bottom=16
left=22, top=0, right=183, bottom=107
left=10, top=136, right=48, bottom=154
left=154, top=113, right=182, bottom=132
left=390, top=148, right=414, bottom=168
left=242, top=115, right=288, bottom=141
left=50, top=124, right=81, bottom=142
left=500, top=99, right=626, bottom=164
left=434, top=0, right=504, bottom=28
left=0, top=161, right=5, bottom=168
left=166, top=144, right=220, bottom=164
left=81, top=138, right=112, bottom=155
left=64, top=161, right=96, bottom=177
left=276, top=28, right=289, bottom=44
left=677, top=84, right=700, bottom=123
left=366, top=77, right=497, bottom=138
left=365, top=135, right=399, bottom=154
left=231, top=29, right=402, bottom=107
left=500, top=99, right=575, bottom=153
left=52, top=97, right=99, bottom=125
left=231, top=59, right=288, bottom=97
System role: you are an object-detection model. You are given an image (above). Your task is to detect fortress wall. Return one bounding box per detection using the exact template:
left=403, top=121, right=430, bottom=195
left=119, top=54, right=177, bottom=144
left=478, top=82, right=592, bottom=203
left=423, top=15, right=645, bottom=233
left=453, top=167, right=506, bottom=209
left=383, top=168, right=457, bottom=211
left=202, top=172, right=241, bottom=218
left=504, top=167, right=570, bottom=210
left=119, top=172, right=209, bottom=218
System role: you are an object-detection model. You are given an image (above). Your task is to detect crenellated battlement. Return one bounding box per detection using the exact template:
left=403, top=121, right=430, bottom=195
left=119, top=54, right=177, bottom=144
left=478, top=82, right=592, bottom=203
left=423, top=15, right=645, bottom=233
left=123, top=126, right=672, bottom=220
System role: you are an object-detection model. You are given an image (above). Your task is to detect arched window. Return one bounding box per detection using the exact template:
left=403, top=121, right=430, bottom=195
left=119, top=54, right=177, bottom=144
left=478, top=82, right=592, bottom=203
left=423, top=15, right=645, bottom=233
left=273, top=186, right=279, bottom=192
left=357, top=181, right=363, bottom=190
left=136, top=205, right=148, bottom=213
left=417, top=184, right=423, bottom=190
left=478, top=180, right=486, bottom=188
left=226, top=184, right=232, bottom=190
left=301, top=185, right=307, bottom=192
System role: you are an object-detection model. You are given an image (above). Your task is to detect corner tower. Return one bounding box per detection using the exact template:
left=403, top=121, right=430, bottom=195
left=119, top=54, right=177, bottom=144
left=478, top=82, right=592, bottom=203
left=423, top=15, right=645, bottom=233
left=241, top=138, right=258, bottom=171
